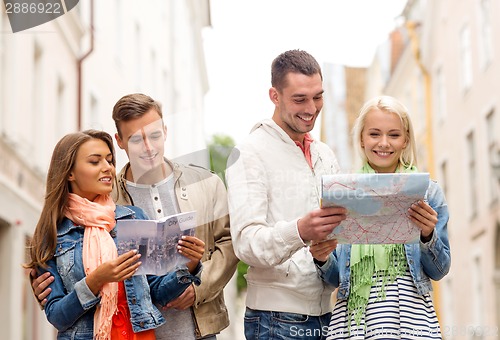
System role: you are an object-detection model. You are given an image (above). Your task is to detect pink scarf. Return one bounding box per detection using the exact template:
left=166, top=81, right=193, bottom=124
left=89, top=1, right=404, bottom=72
left=65, top=193, right=117, bottom=340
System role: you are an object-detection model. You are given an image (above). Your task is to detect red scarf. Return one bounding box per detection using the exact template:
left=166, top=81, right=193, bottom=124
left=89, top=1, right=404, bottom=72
left=294, top=133, right=313, bottom=169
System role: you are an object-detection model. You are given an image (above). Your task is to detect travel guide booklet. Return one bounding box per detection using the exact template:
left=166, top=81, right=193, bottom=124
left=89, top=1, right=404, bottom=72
left=116, top=210, right=197, bottom=275
left=321, top=173, right=429, bottom=244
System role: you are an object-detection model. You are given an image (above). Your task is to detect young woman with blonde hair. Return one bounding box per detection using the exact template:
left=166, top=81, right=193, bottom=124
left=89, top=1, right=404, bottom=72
left=312, top=96, right=451, bottom=339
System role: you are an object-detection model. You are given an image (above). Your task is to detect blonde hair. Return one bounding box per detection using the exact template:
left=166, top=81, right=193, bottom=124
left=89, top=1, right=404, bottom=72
left=352, top=95, right=418, bottom=169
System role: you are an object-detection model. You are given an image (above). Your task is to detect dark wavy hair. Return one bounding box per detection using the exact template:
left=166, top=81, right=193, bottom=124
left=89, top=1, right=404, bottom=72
left=271, top=49, right=322, bottom=92
left=26, top=129, right=115, bottom=269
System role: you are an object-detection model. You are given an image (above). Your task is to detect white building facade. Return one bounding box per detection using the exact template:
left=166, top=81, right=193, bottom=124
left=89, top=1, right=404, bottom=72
left=0, top=1, right=215, bottom=339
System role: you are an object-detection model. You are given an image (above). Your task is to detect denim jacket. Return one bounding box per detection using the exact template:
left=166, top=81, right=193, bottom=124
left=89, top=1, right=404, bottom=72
left=318, top=180, right=451, bottom=299
left=42, top=205, right=202, bottom=339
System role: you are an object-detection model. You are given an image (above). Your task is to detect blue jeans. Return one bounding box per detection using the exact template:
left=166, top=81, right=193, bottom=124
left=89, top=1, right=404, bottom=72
left=244, top=308, right=331, bottom=340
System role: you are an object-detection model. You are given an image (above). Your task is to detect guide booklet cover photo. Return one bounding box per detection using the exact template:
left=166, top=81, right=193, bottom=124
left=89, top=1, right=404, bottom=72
left=116, top=211, right=197, bottom=275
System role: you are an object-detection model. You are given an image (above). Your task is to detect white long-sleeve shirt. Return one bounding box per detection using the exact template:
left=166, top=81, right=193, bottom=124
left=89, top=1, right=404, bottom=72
left=226, top=119, right=341, bottom=316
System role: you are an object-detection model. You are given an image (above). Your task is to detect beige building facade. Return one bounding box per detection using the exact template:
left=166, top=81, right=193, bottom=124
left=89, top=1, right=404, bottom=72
left=366, top=0, right=500, bottom=338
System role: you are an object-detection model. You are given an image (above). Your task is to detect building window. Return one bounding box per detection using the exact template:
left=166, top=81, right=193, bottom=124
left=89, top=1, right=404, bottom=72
left=472, top=255, right=485, bottom=340
left=32, top=41, right=43, bottom=163
left=115, top=0, right=123, bottom=62
left=478, top=0, right=493, bottom=69
left=495, top=222, right=500, bottom=331
left=56, top=77, right=66, bottom=137
left=441, top=278, right=454, bottom=337
left=440, top=160, right=448, bottom=197
left=23, top=235, right=37, bottom=340
left=460, top=25, right=473, bottom=91
left=89, top=93, right=100, bottom=129
left=486, top=110, right=498, bottom=203
left=151, top=49, right=157, bottom=97
left=135, top=23, right=142, bottom=89
left=0, top=12, right=5, bottom=135
left=435, top=66, right=447, bottom=123
left=467, top=131, right=477, bottom=218
left=416, top=70, right=425, bottom=124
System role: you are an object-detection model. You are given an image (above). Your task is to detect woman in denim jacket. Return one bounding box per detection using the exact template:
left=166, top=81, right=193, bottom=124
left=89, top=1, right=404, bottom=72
left=25, top=130, right=204, bottom=340
left=311, top=96, right=451, bottom=339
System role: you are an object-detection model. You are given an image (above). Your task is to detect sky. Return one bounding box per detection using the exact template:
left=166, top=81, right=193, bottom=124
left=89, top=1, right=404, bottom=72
left=203, top=0, right=407, bottom=144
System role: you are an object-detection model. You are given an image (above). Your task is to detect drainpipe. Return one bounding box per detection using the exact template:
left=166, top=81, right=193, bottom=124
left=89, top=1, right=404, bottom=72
left=406, top=19, right=441, bottom=319
left=77, top=0, right=94, bottom=131
left=406, top=21, right=435, bottom=177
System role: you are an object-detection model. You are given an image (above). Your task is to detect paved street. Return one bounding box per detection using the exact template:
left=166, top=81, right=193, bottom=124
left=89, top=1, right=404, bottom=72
left=219, top=274, right=245, bottom=340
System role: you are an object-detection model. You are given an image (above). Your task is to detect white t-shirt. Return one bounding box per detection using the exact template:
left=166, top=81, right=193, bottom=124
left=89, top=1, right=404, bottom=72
left=126, top=174, right=197, bottom=340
